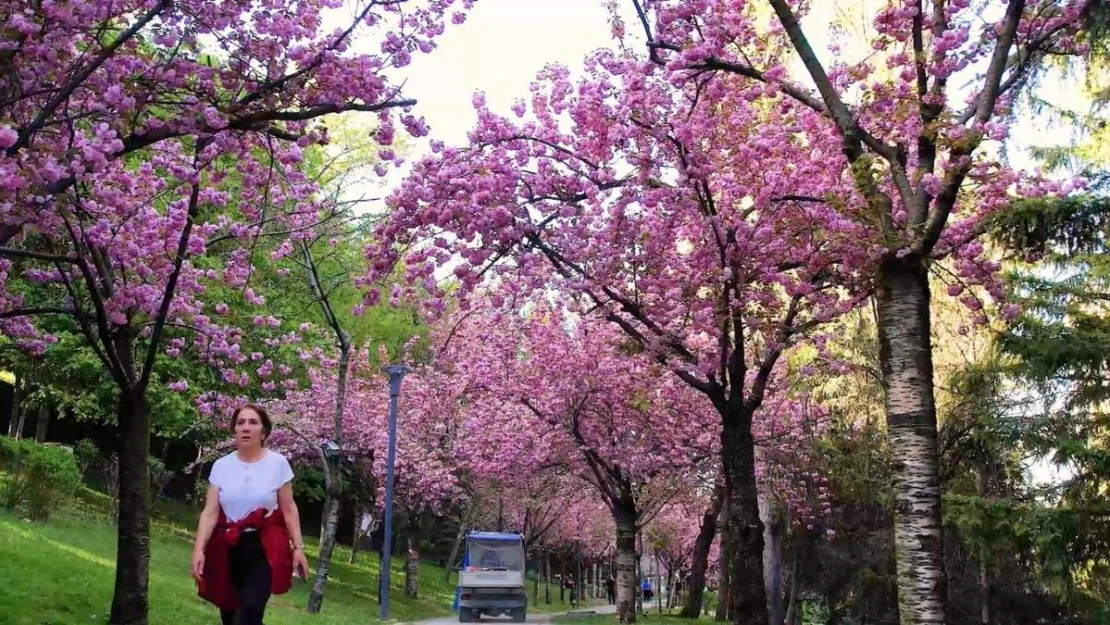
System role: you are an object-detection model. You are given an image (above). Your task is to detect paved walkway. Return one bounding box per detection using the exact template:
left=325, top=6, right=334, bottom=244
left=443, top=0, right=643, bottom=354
left=404, top=603, right=617, bottom=625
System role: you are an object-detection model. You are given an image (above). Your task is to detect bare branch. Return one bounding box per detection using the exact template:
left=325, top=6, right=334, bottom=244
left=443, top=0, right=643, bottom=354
left=0, top=247, right=79, bottom=264
left=0, top=306, right=73, bottom=319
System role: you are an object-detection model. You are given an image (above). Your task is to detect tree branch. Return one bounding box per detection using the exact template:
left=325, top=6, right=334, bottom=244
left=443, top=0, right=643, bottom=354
left=0, top=306, right=73, bottom=319
left=0, top=247, right=79, bottom=264
left=915, top=0, right=1027, bottom=255
left=138, top=177, right=203, bottom=394
left=5, top=0, right=171, bottom=157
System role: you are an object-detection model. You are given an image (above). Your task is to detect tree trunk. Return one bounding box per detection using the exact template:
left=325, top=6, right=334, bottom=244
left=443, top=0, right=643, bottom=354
left=758, top=483, right=784, bottom=625
left=405, top=530, right=420, bottom=598
left=721, top=406, right=770, bottom=625
left=615, top=504, right=639, bottom=623
left=13, top=390, right=27, bottom=440
left=545, top=552, right=551, bottom=604
left=577, top=551, right=583, bottom=605
left=350, top=510, right=361, bottom=565
left=34, top=402, right=49, bottom=443
left=534, top=552, right=541, bottom=603
left=681, top=481, right=725, bottom=618
left=715, top=493, right=730, bottom=622
left=876, top=257, right=946, bottom=625
left=976, top=469, right=990, bottom=625
left=307, top=492, right=341, bottom=612
left=784, top=540, right=802, bottom=625
left=589, top=560, right=595, bottom=599
left=656, top=554, right=664, bottom=614
left=350, top=502, right=375, bottom=565
left=445, top=502, right=474, bottom=582
left=307, top=336, right=350, bottom=613
left=6, top=373, right=20, bottom=438
left=560, top=562, right=566, bottom=603
left=109, top=389, right=151, bottom=625
left=668, top=569, right=676, bottom=610
left=639, top=532, right=648, bottom=617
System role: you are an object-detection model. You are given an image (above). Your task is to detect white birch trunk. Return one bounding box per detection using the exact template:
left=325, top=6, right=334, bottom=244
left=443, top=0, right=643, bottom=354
left=877, top=258, right=946, bottom=625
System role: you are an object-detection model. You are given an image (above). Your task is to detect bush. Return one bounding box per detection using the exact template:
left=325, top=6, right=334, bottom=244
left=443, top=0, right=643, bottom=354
left=149, top=456, right=174, bottom=499
left=73, top=439, right=100, bottom=479
left=0, top=438, right=81, bottom=521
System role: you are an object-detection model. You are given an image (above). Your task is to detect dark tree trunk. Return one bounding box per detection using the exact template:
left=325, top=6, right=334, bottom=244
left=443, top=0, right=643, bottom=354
left=545, top=552, right=551, bottom=604
left=34, top=402, right=49, bottom=443
left=560, top=563, right=566, bottom=603
left=681, top=481, right=725, bottom=618
left=784, top=539, right=803, bottom=625
left=533, top=552, right=540, bottom=603
left=109, top=389, right=151, bottom=625
left=615, top=503, right=639, bottom=623
left=6, top=373, right=20, bottom=438
left=577, top=551, right=583, bottom=605
left=715, top=493, right=730, bottom=622
left=758, top=483, right=784, bottom=625
left=876, top=257, right=946, bottom=625
left=445, top=503, right=473, bottom=582
left=405, top=530, right=420, bottom=598
left=976, top=469, right=990, bottom=625
left=721, top=405, right=769, bottom=625
left=307, top=491, right=341, bottom=612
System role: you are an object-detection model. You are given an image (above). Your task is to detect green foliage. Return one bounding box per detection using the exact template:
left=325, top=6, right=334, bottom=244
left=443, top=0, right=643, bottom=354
left=149, top=456, right=173, bottom=499
left=992, top=195, right=1110, bottom=259
left=0, top=439, right=81, bottom=521
left=73, top=439, right=99, bottom=478
left=292, top=464, right=329, bottom=504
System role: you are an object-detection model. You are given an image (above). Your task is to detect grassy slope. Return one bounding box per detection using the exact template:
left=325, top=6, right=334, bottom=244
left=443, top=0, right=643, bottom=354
left=0, top=486, right=595, bottom=624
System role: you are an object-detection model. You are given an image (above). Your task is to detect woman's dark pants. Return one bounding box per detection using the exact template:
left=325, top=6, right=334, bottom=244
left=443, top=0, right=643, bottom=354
left=220, top=531, right=271, bottom=625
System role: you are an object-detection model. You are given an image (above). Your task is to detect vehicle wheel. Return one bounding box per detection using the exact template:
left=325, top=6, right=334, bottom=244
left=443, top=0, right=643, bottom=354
left=512, top=608, right=526, bottom=623
left=458, top=607, right=475, bottom=622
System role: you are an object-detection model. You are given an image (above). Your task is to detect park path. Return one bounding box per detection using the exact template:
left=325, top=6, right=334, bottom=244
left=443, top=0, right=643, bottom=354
left=404, top=603, right=617, bottom=625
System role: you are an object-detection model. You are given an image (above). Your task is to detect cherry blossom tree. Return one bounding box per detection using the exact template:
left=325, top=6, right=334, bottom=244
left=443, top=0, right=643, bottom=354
left=0, top=1, right=474, bottom=622
left=367, top=3, right=1088, bottom=623
left=365, top=43, right=866, bottom=623
left=415, top=304, right=717, bottom=622
left=627, top=1, right=1087, bottom=621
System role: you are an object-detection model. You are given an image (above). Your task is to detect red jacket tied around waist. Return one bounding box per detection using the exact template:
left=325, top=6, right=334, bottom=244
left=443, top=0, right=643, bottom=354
left=198, top=506, right=293, bottom=610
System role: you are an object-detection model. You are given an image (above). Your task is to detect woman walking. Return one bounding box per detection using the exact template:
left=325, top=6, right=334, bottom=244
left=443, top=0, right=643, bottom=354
left=192, top=404, right=310, bottom=625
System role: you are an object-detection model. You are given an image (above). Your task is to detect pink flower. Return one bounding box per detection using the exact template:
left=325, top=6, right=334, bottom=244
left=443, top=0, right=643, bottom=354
left=0, top=126, right=18, bottom=149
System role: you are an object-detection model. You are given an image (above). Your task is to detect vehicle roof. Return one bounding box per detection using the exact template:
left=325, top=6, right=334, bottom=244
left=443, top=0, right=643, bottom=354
left=467, top=531, right=524, bottom=542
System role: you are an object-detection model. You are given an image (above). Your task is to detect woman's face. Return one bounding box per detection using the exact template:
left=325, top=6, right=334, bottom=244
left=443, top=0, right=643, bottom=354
left=234, top=409, right=266, bottom=449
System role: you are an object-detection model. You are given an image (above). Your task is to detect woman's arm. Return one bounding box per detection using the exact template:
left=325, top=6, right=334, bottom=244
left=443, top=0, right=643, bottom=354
left=278, top=482, right=310, bottom=578
left=191, top=486, right=220, bottom=580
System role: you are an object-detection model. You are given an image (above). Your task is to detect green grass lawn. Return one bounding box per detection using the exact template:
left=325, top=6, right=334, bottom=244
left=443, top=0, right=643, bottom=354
left=0, top=485, right=597, bottom=624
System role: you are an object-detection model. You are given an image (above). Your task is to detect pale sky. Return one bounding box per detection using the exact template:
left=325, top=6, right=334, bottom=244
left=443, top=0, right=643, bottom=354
left=401, top=0, right=635, bottom=147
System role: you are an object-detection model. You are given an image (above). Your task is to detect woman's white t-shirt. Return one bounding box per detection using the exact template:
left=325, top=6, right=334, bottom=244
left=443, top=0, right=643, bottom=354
left=208, top=450, right=294, bottom=522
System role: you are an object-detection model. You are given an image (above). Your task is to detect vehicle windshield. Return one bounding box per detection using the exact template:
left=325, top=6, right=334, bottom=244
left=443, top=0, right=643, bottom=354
left=467, top=539, right=524, bottom=571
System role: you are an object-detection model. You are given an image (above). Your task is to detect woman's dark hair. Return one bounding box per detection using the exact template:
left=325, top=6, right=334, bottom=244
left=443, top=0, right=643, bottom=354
left=230, top=403, right=273, bottom=439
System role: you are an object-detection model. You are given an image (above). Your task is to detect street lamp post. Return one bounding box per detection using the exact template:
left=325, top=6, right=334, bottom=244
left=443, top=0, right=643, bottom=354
left=380, top=364, right=410, bottom=620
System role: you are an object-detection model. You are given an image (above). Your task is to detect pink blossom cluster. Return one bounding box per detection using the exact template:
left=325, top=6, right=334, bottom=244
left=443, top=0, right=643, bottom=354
left=0, top=0, right=476, bottom=391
